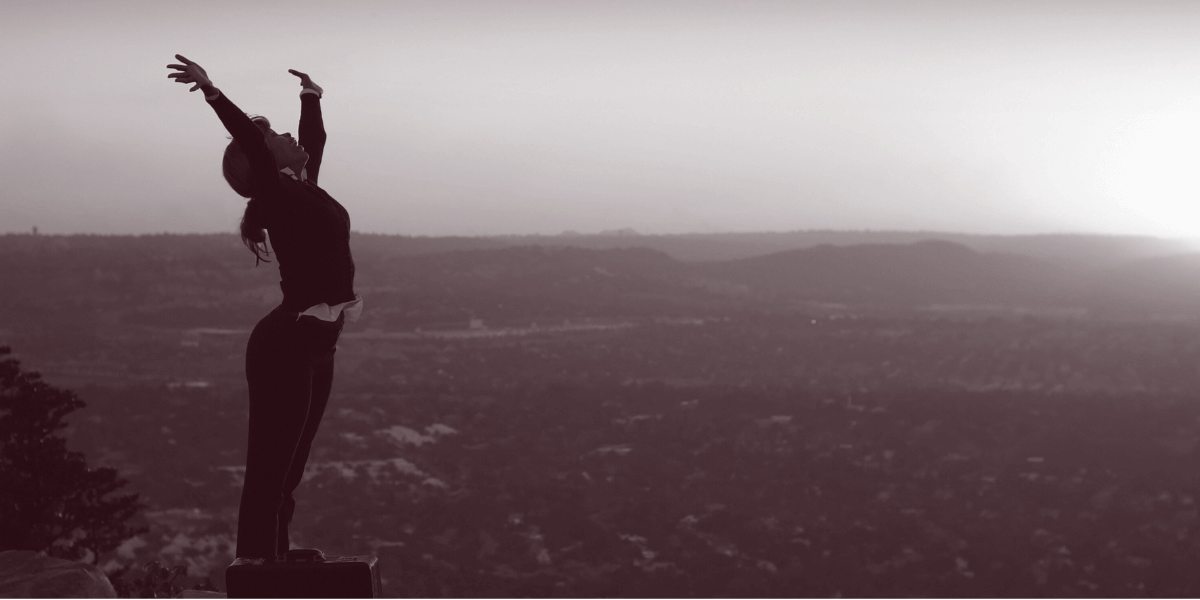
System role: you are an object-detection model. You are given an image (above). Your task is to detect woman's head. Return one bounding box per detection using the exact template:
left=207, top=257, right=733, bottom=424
left=222, top=116, right=310, bottom=198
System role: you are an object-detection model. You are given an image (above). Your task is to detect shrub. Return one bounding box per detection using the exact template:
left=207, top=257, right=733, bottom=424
left=0, top=346, right=145, bottom=561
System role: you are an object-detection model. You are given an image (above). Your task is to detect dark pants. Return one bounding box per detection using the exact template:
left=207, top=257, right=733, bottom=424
left=236, top=306, right=343, bottom=559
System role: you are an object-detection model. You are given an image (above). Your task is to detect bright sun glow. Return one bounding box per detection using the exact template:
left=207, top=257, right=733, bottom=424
left=1096, top=112, right=1200, bottom=237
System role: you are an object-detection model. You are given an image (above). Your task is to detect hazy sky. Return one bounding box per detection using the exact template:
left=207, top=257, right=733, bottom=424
left=5, top=0, right=1200, bottom=237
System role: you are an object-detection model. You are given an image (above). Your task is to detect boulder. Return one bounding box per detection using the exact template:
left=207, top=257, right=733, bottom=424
left=0, top=550, right=116, bottom=598
left=176, top=591, right=226, bottom=599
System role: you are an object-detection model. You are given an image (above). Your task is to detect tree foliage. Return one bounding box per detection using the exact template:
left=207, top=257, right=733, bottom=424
left=0, top=346, right=144, bottom=562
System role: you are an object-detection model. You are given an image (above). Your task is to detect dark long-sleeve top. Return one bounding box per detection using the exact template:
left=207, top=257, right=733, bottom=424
left=207, top=91, right=357, bottom=313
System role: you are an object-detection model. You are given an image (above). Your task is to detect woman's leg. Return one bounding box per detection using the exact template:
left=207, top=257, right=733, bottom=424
left=275, top=342, right=336, bottom=556
left=236, top=311, right=315, bottom=559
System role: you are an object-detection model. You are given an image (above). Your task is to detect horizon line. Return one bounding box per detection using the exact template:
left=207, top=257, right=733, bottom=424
left=2, top=229, right=1197, bottom=241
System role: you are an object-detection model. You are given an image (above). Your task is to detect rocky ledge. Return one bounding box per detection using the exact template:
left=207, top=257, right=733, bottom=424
left=0, top=550, right=116, bottom=598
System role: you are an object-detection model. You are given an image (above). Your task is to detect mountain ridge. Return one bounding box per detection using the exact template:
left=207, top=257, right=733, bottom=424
left=4, top=233, right=1200, bottom=330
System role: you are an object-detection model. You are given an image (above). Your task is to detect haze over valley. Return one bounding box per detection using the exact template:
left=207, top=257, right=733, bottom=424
left=7, top=230, right=1200, bottom=595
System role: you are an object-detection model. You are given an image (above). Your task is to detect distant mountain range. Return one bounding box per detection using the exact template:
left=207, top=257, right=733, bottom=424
left=352, top=231, right=1200, bottom=316
left=699, top=240, right=1068, bottom=306
left=414, top=230, right=1195, bottom=268
left=2, top=231, right=1200, bottom=330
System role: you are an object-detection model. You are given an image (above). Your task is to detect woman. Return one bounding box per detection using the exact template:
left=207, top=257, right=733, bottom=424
left=167, top=54, right=362, bottom=560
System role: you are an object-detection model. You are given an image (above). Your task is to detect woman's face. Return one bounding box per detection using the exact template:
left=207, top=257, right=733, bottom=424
left=264, top=129, right=309, bottom=169
left=251, top=117, right=308, bottom=170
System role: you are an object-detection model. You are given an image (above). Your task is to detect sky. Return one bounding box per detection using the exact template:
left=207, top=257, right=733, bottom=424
left=4, top=0, right=1200, bottom=237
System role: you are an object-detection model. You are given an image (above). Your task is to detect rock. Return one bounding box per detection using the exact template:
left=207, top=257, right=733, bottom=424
left=176, top=591, right=226, bottom=598
left=0, top=550, right=116, bottom=598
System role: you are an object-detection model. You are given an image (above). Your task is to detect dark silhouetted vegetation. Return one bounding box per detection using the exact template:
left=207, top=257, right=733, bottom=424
left=0, top=346, right=145, bottom=562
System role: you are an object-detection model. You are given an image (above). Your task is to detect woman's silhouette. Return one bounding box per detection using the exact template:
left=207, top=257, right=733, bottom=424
left=167, top=55, right=362, bottom=559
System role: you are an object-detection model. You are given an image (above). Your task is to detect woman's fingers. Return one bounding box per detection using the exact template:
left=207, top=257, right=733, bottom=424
left=289, top=69, right=316, bottom=86
left=167, top=55, right=210, bottom=93
left=289, top=69, right=322, bottom=94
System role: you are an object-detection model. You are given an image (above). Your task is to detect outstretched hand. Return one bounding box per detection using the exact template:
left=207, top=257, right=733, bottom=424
left=166, top=54, right=213, bottom=92
left=289, top=69, right=323, bottom=95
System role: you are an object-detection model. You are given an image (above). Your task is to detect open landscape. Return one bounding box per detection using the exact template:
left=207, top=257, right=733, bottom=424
left=12, top=1, right=1200, bottom=596
left=6, top=231, right=1200, bottom=596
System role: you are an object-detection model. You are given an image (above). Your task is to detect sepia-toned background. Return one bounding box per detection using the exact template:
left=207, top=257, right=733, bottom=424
left=8, top=1, right=1200, bottom=597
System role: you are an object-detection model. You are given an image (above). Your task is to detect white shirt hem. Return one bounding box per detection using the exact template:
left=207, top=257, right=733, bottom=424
left=297, top=295, right=362, bottom=323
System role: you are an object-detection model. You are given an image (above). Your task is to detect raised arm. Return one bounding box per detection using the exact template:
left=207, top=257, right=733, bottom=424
left=167, top=55, right=280, bottom=197
left=290, top=70, right=327, bottom=184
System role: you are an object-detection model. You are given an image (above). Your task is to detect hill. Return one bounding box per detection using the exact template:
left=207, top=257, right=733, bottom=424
left=699, top=240, right=1068, bottom=307
left=4, top=233, right=1200, bottom=331
left=337, top=230, right=1195, bottom=267
left=484, top=230, right=1194, bottom=267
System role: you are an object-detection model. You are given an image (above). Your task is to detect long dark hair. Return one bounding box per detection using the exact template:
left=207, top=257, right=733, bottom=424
left=222, top=116, right=273, bottom=264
